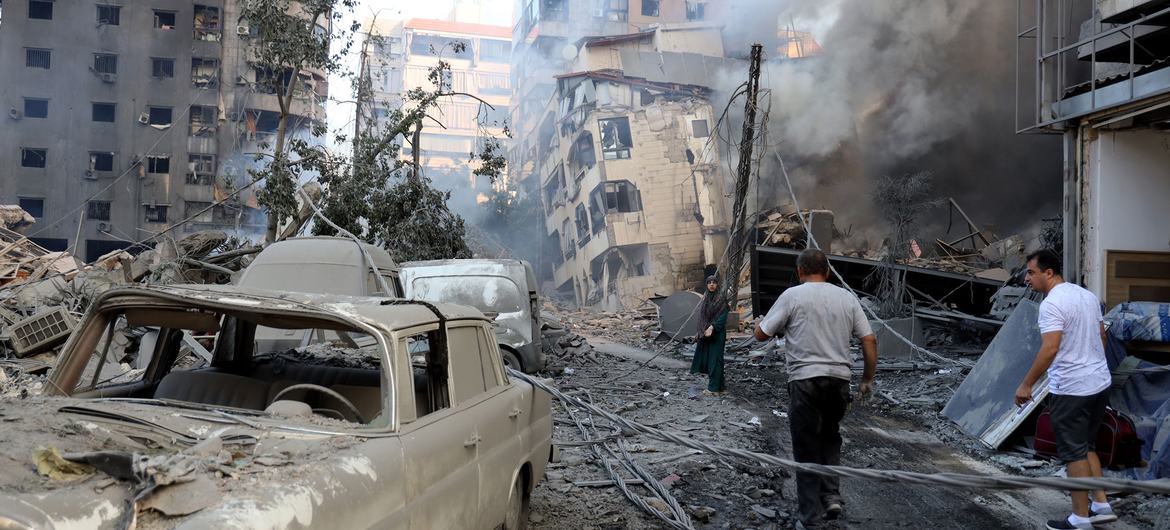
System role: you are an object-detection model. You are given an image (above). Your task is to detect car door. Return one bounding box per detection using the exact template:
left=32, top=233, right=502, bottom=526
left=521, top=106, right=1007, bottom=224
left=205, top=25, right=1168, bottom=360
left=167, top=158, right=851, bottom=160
left=447, top=324, right=523, bottom=528
left=398, top=328, right=480, bottom=529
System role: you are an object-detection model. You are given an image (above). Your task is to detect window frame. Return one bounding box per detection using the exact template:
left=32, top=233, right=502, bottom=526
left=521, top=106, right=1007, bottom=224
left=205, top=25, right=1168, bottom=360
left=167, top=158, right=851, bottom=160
left=86, top=201, right=112, bottom=221
left=598, top=116, right=633, bottom=160
left=641, top=0, right=660, bottom=17
left=147, top=106, right=173, bottom=126
left=153, top=10, right=177, bottom=29
left=89, top=151, right=115, bottom=172
left=97, top=5, right=121, bottom=25
left=151, top=57, right=176, bottom=79
left=23, top=98, right=49, bottom=119
left=28, top=0, right=54, bottom=20
left=25, top=48, right=52, bottom=69
left=143, top=205, right=169, bottom=224
left=146, top=155, right=171, bottom=174
left=18, top=197, right=45, bottom=218
left=92, top=102, right=116, bottom=123
left=93, top=53, right=118, bottom=75
left=21, top=148, right=48, bottom=169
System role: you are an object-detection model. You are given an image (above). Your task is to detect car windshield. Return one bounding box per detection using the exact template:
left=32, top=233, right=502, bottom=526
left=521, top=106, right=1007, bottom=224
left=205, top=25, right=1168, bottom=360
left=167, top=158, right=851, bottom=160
left=409, top=276, right=525, bottom=314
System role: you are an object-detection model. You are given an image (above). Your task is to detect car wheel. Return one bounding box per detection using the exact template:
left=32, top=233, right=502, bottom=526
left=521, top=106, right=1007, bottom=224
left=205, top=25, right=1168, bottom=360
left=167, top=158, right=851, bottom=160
left=501, top=349, right=523, bottom=373
left=503, top=474, right=528, bottom=530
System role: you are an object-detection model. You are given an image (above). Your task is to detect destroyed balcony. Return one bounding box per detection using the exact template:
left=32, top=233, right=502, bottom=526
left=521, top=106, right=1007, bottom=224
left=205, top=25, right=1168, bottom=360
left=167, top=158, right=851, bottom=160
left=1018, top=0, right=1170, bottom=129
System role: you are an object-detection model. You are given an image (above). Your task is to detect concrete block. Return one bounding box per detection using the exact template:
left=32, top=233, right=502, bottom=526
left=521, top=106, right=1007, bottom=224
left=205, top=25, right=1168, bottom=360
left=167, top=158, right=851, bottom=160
left=868, top=317, right=924, bottom=361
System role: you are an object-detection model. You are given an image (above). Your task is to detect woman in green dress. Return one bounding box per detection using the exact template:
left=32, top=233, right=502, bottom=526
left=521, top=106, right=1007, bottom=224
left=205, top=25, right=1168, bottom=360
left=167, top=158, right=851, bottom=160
left=690, top=275, right=729, bottom=395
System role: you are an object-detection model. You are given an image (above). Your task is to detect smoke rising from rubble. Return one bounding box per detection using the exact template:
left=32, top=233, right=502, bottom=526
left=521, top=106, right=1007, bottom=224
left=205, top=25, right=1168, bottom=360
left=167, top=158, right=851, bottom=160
left=718, top=0, right=1063, bottom=248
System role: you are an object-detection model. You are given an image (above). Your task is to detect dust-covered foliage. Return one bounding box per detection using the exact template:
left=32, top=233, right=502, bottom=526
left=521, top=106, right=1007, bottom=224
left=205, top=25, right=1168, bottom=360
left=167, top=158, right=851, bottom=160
left=870, top=171, right=937, bottom=318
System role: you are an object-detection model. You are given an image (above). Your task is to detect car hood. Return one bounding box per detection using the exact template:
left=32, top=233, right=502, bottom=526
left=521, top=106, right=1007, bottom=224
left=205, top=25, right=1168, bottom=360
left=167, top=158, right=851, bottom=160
left=0, top=397, right=386, bottom=529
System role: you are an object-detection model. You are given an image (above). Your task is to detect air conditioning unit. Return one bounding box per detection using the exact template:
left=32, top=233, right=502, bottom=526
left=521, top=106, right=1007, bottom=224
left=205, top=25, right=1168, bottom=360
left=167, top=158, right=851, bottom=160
left=83, top=169, right=96, bottom=180
left=137, top=113, right=150, bottom=125
left=97, top=222, right=111, bottom=232
left=8, top=108, right=21, bottom=120
left=236, top=25, right=251, bottom=36
left=99, top=73, right=117, bottom=83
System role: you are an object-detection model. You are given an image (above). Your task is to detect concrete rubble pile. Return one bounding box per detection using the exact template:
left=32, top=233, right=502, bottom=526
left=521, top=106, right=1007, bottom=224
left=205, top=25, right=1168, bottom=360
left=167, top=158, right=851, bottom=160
left=0, top=226, right=259, bottom=398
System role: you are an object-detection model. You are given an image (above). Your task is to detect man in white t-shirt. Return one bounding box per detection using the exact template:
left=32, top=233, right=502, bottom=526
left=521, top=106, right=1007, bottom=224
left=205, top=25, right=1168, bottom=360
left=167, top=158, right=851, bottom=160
left=754, top=249, right=877, bottom=529
left=1014, top=249, right=1118, bottom=530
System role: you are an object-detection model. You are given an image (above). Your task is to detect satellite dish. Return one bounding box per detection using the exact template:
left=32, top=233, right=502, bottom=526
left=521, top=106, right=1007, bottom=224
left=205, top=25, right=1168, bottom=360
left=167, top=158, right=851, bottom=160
left=561, top=43, right=579, bottom=61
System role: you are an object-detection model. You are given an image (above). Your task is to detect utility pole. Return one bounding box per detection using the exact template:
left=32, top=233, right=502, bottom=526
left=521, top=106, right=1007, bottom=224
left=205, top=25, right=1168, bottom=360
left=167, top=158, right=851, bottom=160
left=722, top=43, right=763, bottom=305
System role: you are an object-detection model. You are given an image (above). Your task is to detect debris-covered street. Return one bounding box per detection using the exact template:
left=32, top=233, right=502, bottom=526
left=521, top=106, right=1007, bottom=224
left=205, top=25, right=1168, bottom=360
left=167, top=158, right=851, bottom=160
left=3, top=0, right=1170, bottom=528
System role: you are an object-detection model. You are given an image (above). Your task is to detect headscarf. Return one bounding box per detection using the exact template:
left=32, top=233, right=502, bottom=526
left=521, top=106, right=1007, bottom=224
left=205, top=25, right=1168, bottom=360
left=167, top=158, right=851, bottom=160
left=696, top=275, right=728, bottom=335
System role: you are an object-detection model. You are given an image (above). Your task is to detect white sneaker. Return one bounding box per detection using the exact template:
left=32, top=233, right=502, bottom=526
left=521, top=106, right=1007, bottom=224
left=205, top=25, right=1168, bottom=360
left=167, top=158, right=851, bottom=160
left=1089, top=507, right=1118, bottom=524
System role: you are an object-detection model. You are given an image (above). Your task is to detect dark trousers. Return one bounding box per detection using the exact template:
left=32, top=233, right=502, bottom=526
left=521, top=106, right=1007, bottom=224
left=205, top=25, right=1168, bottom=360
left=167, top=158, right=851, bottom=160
left=788, top=376, right=850, bottom=525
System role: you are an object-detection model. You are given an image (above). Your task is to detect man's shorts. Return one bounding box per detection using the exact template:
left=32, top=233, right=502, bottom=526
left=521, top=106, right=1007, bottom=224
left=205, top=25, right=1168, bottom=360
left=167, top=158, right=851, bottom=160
left=1048, top=389, right=1110, bottom=463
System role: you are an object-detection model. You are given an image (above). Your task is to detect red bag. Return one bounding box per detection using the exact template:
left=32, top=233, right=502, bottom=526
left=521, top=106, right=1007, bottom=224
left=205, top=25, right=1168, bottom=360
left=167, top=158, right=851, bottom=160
left=1033, top=406, right=1143, bottom=468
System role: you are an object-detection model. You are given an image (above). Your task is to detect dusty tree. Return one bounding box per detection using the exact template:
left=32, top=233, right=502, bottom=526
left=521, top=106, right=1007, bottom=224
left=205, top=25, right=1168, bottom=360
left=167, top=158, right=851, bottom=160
left=869, top=171, right=936, bottom=318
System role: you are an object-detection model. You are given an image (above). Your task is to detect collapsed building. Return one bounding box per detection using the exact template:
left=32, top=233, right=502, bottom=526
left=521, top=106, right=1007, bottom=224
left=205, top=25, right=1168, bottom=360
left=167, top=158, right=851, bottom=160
left=528, top=26, right=741, bottom=310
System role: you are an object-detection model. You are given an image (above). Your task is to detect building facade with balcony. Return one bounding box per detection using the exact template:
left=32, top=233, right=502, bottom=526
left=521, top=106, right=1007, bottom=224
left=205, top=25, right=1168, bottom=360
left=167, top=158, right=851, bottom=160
left=365, top=18, right=513, bottom=208
left=1018, top=0, right=1170, bottom=308
left=0, top=1, right=327, bottom=261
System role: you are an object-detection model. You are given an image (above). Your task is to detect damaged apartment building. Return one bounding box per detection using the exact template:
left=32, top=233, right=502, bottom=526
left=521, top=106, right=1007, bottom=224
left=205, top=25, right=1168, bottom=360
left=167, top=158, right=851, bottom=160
left=527, top=24, right=742, bottom=309
left=1018, top=0, right=1170, bottom=308
left=0, top=1, right=329, bottom=261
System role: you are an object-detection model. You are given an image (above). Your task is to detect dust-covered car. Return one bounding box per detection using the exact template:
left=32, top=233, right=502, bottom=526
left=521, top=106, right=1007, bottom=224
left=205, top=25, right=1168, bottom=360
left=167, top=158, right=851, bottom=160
left=1, top=284, right=552, bottom=529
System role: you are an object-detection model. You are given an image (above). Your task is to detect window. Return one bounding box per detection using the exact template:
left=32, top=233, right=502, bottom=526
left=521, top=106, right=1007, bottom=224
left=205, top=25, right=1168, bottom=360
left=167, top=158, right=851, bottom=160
left=686, top=0, right=706, bottom=20
left=23, top=98, right=48, bottom=118
left=154, top=10, right=176, bottom=29
left=187, top=154, right=215, bottom=184
left=575, top=204, right=591, bottom=245
left=410, top=34, right=473, bottom=59
left=599, top=180, right=642, bottom=213
left=189, top=106, right=217, bottom=136
left=26, top=48, right=51, bottom=69
left=89, top=152, right=114, bottom=172
left=21, top=148, right=47, bottom=168
left=144, top=205, right=168, bottom=223
left=97, top=5, right=121, bottom=25
left=475, top=330, right=503, bottom=390
left=193, top=5, right=221, bottom=41
left=478, top=73, right=510, bottom=95
left=403, top=330, right=451, bottom=418
left=185, top=201, right=213, bottom=223
left=18, top=198, right=44, bottom=218
left=86, top=201, right=111, bottom=221
left=448, top=327, right=489, bottom=404
left=479, top=39, right=510, bottom=63
left=151, top=58, right=175, bottom=78
left=605, top=0, right=629, bottom=21
left=599, top=117, right=633, bottom=160
left=479, top=104, right=509, bottom=127
left=588, top=188, right=607, bottom=234
left=641, top=0, right=660, bottom=17
left=29, top=1, right=53, bottom=20
left=692, top=119, right=710, bottom=138
left=148, top=106, right=172, bottom=126
left=146, top=155, right=170, bottom=174
left=191, top=58, right=219, bottom=88
left=94, top=53, right=117, bottom=74
left=92, top=102, right=116, bottom=122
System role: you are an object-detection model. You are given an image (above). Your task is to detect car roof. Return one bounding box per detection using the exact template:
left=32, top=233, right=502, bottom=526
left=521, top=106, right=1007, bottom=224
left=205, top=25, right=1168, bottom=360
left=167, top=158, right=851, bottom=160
left=94, top=284, right=488, bottom=330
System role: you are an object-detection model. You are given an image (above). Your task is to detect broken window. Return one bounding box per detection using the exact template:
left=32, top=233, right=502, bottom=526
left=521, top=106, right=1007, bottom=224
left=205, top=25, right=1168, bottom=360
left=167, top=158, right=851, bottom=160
left=254, top=66, right=294, bottom=95
left=86, top=201, right=111, bottom=221
left=189, top=106, right=217, bottom=136
left=600, top=180, right=643, bottom=213
left=187, top=154, right=216, bottom=184
left=686, top=0, right=706, bottom=20
left=28, top=1, right=53, bottom=20
left=575, top=203, right=590, bottom=245
left=571, top=132, right=596, bottom=168
left=588, top=187, right=607, bottom=234
left=25, top=48, right=51, bottom=69
left=146, top=155, right=170, bottom=174
left=543, top=165, right=565, bottom=213
left=143, top=204, right=168, bottom=223
left=151, top=57, right=175, bottom=78
left=93, top=53, right=117, bottom=74
left=18, top=197, right=44, bottom=218
left=599, top=117, right=633, bottom=160
left=193, top=5, right=221, bottom=41
left=692, top=119, right=710, bottom=138
left=21, top=148, right=47, bottom=168
left=479, top=39, right=510, bottom=63
left=478, top=103, right=510, bottom=127
left=97, top=5, right=120, bottom=25
left=641, top=0, right=660, bottom=17
left=92, top=102, right=115, bottom=122
left=191, top=58, right=219, bottom=88
left=23, top=98, right=48, bottom=118
left=185, top=201, right=213, bottom=223
left=153, top=10, right=176, bottom=29
left=89, top=151, right=114, bottom=172
left=404, top=329, right=451, bottom=418
left=148, top=106, right=172, bottom=126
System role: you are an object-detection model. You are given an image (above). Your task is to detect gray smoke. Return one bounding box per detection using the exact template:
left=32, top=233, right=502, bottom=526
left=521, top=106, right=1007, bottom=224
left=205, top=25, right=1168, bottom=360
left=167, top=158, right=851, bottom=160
left=716, top=0, right=1063, bottom=246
